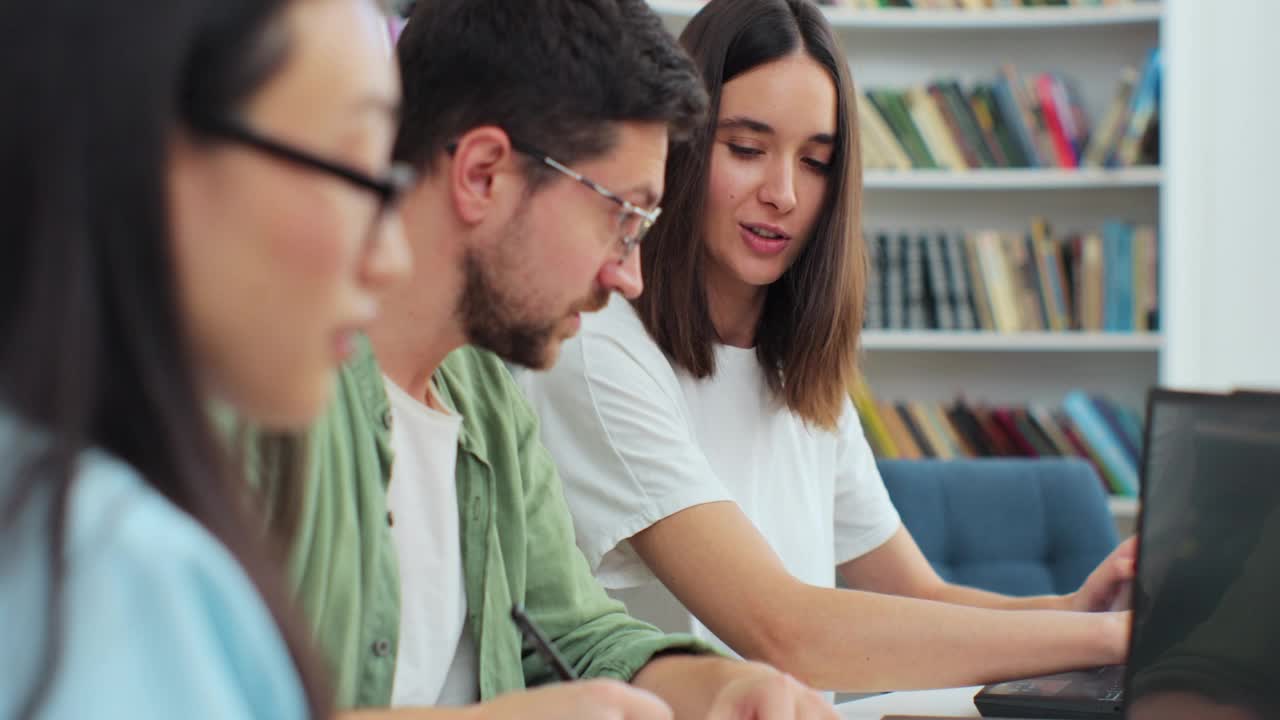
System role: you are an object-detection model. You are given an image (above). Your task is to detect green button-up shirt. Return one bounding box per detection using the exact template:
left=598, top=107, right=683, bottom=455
left=251, top=338, right=710, bottom=709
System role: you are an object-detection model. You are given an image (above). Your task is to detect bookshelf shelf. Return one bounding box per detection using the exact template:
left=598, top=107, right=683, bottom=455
left=861, top=331, right=1164, bottom=352
left=647, top=2, right=1161, bottom=30
left=863, top=167, right=1162, bottom=190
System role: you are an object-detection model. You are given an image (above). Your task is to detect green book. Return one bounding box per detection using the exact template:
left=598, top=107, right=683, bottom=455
left=866, top=89, right=937, bottom=170
left=936, top=80, right=998, bottom=168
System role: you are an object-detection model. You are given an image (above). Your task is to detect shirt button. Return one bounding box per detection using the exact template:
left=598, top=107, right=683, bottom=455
left=386, top=511, right=395, bottom=527
left=372, top=639, right=391, bottom=658
left=381, top=409, right=393, bottom=429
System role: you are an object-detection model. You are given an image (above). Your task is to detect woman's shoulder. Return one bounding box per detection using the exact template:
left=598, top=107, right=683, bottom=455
left=4, top=440, right=304, bottom=712
left=0, top=408, right=251, bottom=583
left=0, top=412, right=158, bottom=554
left=581, top=294, right=653, bottom=343
left=6, top=427, right=266, bottom=631
left=517, top=295, right=698, bottom=458
left=576, top=296, right=675, bottom=375
left=64, top=448, right=225, bottom=577
left=521, top=296, right=686, bottom=411
left=0, top=411, right=305, bottom=718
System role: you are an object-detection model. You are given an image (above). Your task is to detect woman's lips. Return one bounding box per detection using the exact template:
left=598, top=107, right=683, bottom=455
left=739, top=223, right=791, bottom=256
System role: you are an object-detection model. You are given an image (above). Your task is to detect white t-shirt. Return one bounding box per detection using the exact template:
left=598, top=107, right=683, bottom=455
left=517, top=296, right=901, bottom=656
left=383, top=376, right=479, bottom=707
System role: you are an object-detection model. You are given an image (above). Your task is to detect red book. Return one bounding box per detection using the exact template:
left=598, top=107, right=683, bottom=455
left=991, top=407, right=1039, bottom=457
left=1035, top=74, right=1079, bottom=168
left=972, top=407, right=1019, bottom=457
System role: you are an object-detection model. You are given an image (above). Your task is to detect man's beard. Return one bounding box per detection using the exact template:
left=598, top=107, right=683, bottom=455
left=458, top=248, right=562, bottom=369
left=457, top=208, right=613, bottom=369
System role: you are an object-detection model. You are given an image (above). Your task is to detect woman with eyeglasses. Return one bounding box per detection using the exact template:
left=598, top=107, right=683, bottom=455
left=0, top=1, right=410, bottom=717
left=520, top=0, right=1136, bottom=694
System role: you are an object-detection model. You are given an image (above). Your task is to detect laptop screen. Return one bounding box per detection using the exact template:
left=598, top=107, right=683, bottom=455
left=1126, top=390, right=1280, bottom=719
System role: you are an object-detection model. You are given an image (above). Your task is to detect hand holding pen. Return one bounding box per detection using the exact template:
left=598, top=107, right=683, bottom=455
left=507, top=602, right=834, bottom=719
left=499, top=603, right=672, bottom=719
left=511, top=603, right=579, bottom=681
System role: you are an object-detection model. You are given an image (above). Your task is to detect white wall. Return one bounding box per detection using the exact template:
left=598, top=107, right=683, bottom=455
left=1163, top=0, right=1280, bottom=391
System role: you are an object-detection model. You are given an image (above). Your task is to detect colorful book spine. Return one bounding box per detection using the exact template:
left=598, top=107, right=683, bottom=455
left=1063, top=391, right=1140, bottom=496
left=924, top=234, right=956, bottom=330
left=1116, top=47, right=1161, bottom=167
left=850, top=376, right=898, bottom=457
left=1102, top=221, right=1134, bottom=332
left=1035, top=73, right=1079, bottom=168
left=992, top=72, right=1043, bottom=168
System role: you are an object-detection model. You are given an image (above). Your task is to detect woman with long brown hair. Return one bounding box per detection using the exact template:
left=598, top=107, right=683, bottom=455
left=0, top=0, right=409, bottom=716
left=521, top=0, right=1135, bottom=694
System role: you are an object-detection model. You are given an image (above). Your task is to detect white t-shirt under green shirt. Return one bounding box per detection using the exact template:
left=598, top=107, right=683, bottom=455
left=383, top=376, right=478, bottom=707
left=517, top=295, right=901, bottom=656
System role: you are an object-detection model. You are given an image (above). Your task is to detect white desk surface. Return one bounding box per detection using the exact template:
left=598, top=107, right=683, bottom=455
left=836, top=686, right=983, bottom=719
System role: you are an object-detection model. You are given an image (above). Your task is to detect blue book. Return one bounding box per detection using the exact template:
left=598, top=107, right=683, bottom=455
left=1102, top=221, right=1134, bottom=332
left=1063, top=390, right=1140, bottom=496
left=992, top=76, right=1043, bottom=168
left=1090, top=395, right=1140, bottom=467
left=1115, top=403, right=1145, bottom=458
left=1116, top=47, right=1161, bottom=166
left=1042, top=242, right=1071, bottom=330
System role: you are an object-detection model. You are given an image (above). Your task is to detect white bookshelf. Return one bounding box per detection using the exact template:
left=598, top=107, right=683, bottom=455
left=861, top=331, right=1164, bottom=353
left=864, top=167, right=1161, bottom=190
left=648, top=1, right=1163, bottom=524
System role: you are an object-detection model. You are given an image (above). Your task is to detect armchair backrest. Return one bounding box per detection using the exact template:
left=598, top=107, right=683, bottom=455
left=879, top=458, right=1120, bottom=596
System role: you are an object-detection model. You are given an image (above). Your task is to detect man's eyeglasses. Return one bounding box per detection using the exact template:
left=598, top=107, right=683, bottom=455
left=200, top=117, right=416, bottom=251
left=446, top=139, right=661, bottom=262
left=512, top=142, right=661, bottom=263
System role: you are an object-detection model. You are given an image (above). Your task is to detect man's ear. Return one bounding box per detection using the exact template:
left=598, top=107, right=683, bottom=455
left=449, top=126, right=519, bottom=225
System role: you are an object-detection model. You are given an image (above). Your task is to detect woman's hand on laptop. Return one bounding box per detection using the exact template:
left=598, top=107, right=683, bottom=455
left=1070, top=536, right=1138, bottom=612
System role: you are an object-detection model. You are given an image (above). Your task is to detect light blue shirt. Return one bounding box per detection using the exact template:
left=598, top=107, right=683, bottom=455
left=0, top=411, right=307, bottom=719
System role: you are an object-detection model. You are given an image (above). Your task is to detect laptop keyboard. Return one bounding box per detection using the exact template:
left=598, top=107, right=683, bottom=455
left=1091, top=666, right=1124, bottom=702
left=1101, top=683, right=1123, bottom=703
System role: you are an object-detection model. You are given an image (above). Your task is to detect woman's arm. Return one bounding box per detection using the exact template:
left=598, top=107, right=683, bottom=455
left=837, top=526, right=1136, bottom=613
left=520, top=314, right=1127, bottom=693
left=628, top=501, right=1128, bottom=692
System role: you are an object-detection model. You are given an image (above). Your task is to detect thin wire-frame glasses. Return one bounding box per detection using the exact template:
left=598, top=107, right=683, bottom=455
left=512, top=142, right=661, bottom=263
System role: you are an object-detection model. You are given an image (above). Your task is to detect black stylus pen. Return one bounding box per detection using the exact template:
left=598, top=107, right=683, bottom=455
left=511, top=603, right=579, bottom=681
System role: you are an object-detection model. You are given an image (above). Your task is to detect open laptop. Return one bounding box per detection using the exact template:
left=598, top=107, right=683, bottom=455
left=973, top=388, right=1280, bottom=719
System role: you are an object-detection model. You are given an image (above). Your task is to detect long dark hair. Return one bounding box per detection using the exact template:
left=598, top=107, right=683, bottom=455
left=0, top=1, right=331, bottom=716
left=633, top=0, right=865, bottom=430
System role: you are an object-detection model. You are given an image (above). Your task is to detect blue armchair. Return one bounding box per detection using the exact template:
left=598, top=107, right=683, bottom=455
left=878, top=458, right=1119, bottom=597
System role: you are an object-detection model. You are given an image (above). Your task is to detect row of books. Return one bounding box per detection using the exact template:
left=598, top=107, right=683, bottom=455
left=864, top=220, right=1158, bottom=333
left=831, top=0, right=1154, bottom=8
left=850, top=380, right=1143, bottom=496
left=860, top=53, right=1160, bottom=171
